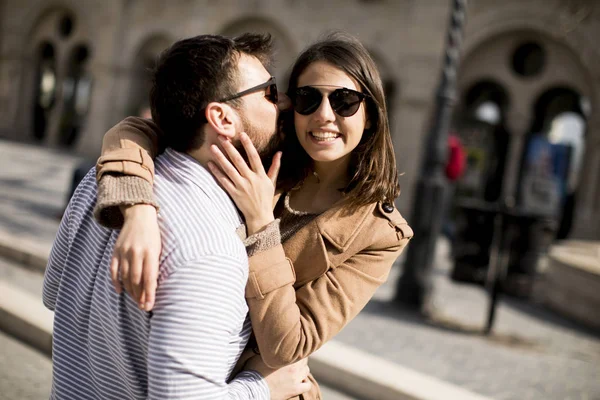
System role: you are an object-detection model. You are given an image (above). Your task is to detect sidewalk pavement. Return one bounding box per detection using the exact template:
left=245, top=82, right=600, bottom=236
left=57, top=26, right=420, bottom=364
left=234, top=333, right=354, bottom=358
left=0, top=139, right=599, bottom=400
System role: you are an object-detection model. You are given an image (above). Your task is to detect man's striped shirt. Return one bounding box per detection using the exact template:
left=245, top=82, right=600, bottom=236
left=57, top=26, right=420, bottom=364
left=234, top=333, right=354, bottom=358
left=43, top=148, right=270, bottom=399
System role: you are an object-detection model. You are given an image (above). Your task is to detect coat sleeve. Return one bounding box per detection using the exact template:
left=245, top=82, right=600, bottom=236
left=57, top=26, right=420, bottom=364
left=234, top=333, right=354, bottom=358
left=93, top=117, right=164, bottom=228
left=245, top=223, right=412, bottom=368
left=96, top=116, right=164, bottom=183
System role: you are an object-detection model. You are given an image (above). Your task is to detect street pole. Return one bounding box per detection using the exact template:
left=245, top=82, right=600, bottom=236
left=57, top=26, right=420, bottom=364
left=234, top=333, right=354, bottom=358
left=394, top=0, right=469, bottom=311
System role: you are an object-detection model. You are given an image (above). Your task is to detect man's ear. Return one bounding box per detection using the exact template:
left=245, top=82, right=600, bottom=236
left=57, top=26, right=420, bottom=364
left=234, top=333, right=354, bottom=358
left=205, top=102, right=237, bottom=139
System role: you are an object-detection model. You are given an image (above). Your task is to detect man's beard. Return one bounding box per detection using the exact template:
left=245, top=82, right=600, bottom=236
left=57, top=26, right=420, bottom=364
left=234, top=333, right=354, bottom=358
left=235, top=113, right=282, bottom=171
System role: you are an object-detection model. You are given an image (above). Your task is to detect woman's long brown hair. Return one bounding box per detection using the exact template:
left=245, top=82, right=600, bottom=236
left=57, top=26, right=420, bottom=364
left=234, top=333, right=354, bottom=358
left=277, top=32, right=400, bottom=211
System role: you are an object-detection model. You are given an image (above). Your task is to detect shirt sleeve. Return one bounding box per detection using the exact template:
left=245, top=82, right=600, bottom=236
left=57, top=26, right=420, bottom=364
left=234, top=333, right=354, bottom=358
left=148, top=254, right=270, bottom=399
left=42, top=199, right=73, bottom=311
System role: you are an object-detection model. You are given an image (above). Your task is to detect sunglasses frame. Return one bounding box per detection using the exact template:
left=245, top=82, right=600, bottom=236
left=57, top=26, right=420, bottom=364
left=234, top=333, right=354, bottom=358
left=219, top=76, right=278, bottom=104
left=293, top=85, right=370, bottom=117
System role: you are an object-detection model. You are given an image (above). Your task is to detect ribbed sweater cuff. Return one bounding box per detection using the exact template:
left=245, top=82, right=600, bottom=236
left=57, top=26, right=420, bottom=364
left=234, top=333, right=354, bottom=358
left=243, top=219, right=282, bottom=258
left=93, top=175, right=158, bottom=229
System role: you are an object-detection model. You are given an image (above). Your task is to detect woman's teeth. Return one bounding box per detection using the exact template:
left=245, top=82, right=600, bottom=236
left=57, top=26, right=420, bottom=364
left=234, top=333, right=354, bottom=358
left=310, top=132, right=340, bottom=142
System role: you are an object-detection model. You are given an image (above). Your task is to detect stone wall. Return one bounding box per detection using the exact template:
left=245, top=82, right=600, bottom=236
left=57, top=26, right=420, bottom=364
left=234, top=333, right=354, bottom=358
left=0, top=0, right=598, bottom=238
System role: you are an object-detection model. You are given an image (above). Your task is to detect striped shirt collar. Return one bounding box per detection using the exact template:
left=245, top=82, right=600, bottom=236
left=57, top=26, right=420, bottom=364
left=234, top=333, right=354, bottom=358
left=160, top=148, right=243, bottom=229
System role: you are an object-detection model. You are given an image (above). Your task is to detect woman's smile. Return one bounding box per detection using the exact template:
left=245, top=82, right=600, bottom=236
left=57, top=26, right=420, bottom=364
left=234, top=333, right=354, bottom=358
left=308, top=129, right=342, bottom=144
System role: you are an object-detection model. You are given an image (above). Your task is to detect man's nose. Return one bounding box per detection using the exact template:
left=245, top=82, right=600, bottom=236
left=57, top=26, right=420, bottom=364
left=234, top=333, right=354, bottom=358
left=277, top=92, right=292, bottom=111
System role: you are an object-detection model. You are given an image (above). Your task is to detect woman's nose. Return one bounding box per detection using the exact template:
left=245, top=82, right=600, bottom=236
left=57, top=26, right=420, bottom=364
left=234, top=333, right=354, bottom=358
left=313, top=95, right=336, bottom=122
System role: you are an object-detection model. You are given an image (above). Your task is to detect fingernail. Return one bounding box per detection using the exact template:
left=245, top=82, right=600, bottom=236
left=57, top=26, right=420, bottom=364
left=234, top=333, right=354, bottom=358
left=146, top=302, right=152, bottom=310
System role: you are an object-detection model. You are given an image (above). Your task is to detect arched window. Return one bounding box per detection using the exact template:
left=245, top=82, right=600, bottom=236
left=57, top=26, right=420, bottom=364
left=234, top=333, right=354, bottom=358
left=58, top=44, right=92, bottom=146
left=455, top=81, right=510, bottom=202
left=32, top=42, right=57, bottom=141
left=520, top=88, right=586, bottom=236
left=548, top=111, right=585, bottom=193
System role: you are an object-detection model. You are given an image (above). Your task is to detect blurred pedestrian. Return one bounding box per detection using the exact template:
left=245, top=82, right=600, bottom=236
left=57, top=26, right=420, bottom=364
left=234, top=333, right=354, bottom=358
left=442, top=132, right=466, bottom=240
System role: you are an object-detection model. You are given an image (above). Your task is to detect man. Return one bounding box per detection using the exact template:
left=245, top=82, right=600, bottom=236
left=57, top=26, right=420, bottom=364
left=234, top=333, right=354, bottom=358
left=43, top=33, right=310, bottom=399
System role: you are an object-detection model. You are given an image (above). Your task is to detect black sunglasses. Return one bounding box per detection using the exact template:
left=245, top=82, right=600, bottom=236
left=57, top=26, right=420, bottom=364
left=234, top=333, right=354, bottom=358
left=219, top=76, right=278, bottom=104
left=292, top=86, right=370, bottom=117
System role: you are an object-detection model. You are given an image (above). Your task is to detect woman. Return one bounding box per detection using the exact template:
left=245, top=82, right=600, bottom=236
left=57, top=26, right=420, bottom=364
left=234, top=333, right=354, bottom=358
left=95, top=32, right=412, bottom=399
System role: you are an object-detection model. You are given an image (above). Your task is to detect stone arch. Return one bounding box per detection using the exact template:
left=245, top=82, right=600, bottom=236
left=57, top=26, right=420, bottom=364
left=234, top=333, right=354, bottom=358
left=126, top=34, right=173, bottom=117
left=461, top=4, right=598, bottom=136
left=220, top=17, right=297, bottom=91
left=21, top=5, right=92, bottom=147
left=459, top=29, right=592, bottom=131
left=457, top=5, right=600, bottom=238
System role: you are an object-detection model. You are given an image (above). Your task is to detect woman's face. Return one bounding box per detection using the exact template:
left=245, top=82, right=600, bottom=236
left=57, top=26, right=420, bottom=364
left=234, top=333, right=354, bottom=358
left=294, top=61, right=368, bottom=166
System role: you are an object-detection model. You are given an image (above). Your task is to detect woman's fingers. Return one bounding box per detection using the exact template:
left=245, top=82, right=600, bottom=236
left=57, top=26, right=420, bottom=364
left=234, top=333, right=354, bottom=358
left=207, top=162, right=237, bottom=193
left=239, top=132, right=264, bottom=174
left=210, top=145, right=246, bottom=187
left=267, top=152, right=282, bottom=186
left=110, top=255, right=122, bottom=294
left=141, top=253, right=159, bottom=311
left=121, top=257, right=133, bottom=297
left=297, top=380, right=312, bottom=395
left=217, top=136, right=252, bottom=177
left=129, top=250, right=144, bottom=303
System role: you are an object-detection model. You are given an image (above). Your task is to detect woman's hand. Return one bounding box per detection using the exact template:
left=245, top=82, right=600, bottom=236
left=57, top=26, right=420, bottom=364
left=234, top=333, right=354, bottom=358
left=244, top=355, right=311, bottom=400
left=111, top=204, right=161, bottom=311
left=207, top=132, right=282, bottom=236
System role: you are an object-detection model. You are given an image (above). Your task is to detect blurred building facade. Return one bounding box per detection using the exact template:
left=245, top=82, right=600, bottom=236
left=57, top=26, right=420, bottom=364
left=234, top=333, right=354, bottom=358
left=0, top=0, right=598, bottom=239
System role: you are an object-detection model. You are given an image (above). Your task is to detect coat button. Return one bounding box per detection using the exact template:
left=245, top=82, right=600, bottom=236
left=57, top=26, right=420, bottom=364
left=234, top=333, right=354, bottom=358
left=382, top=202, right=394, bottom=213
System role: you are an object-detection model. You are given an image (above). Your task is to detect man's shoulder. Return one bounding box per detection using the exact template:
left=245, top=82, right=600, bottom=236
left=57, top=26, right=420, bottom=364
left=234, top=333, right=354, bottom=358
left=155, top=188, right=245, bottom=266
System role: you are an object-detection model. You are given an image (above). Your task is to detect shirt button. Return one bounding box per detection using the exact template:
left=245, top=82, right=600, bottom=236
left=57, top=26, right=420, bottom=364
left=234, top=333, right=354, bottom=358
left=382, top=203, right=394, bottom=213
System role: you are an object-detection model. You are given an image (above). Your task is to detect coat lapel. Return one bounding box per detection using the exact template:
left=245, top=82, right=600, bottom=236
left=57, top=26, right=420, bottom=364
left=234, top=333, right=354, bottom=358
left=283, top=201, right=376, bottom=286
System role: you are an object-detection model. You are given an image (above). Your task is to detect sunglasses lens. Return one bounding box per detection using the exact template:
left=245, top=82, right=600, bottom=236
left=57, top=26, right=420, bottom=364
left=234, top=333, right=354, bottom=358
left=294, top=87, right=322, bottom=115
left=330, top=89, right=363, bottom=117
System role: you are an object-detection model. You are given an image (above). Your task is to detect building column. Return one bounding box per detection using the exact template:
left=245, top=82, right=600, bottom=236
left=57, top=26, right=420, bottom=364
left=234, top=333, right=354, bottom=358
left=571, top=120, right=600, bottom=240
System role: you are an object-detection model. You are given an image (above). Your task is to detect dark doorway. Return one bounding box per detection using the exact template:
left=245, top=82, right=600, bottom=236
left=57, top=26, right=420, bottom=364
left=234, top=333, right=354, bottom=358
left=455, top=80, right=510, bottom=202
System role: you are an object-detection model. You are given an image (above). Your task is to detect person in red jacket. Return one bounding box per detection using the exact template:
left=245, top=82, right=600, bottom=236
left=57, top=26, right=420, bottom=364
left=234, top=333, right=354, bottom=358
left=442, top=132, right=466, bottom=241
left=446, top=133, right=466, bottom=182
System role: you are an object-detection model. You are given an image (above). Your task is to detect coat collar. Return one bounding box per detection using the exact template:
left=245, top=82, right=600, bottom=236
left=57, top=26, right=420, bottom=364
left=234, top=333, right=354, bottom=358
left=281, top=200, right=377, bottom=286
left=315, top=200, right=377, bottom=252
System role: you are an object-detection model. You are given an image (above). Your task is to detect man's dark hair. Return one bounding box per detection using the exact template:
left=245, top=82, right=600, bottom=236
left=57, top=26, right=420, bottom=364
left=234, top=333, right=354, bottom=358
left=150, top=33, right=273, bottom=152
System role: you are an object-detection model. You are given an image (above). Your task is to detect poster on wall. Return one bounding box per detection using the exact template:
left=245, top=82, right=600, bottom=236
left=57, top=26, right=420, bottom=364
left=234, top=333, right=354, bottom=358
left=519, top=134, right=571, bottom=217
